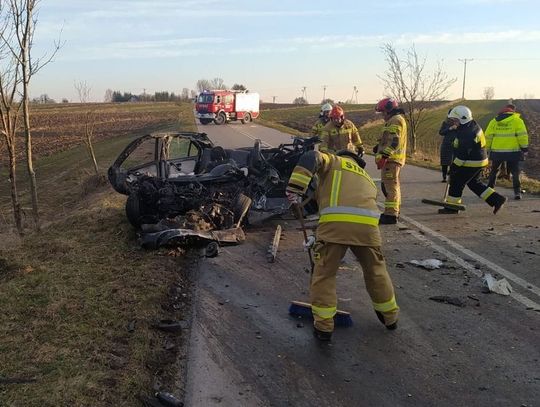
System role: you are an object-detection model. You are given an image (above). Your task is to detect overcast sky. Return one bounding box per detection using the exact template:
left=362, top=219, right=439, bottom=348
left=32, top=0, right=540, bottom=104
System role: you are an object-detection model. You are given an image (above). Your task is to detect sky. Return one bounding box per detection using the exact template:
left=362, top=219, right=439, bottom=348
left=31, top=0, right=540, bottom=104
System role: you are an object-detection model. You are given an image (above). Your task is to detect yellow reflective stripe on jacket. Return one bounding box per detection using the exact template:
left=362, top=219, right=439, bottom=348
left=329, top=170, right=342, bottom=206
left=319, top=213, right=380, bottom=226
left=311, top=304, right=337, bottom=319
left=373, top=296, right=398, bottom=312
left=289, top=173, right=311, bottom=188
left=320, top=206, right=380, bottom=219
left=453, top=157, right=488, bottom=167
left=384, top=201, right=399, bottom=209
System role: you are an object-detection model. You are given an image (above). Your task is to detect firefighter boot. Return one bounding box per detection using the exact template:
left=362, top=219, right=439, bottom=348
left=313, top=327, right=332, bottom=342
left=487, top=193, right=507, bottom=215
left=375, top=311, right=398, bottom=331
left=379, top=214, right=398, bottom=225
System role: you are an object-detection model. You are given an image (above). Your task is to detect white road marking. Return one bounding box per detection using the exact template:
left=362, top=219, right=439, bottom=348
left=398, top=213, right=540, bottom=311
left=231, top=126, right=274, bottom=148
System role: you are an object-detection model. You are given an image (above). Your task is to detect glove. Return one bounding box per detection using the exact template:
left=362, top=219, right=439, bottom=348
left=357, top=146, right=365, bottom=156
left=375, top=156, right=388, bottom=170
left=303, top=235, right=316, bottom=251
left=286, top=191, right=302, bottom=204
left=372, top=145, right=379, bottom=154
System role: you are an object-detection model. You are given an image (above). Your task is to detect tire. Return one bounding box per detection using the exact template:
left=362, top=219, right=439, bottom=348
left=241, top=113, right=251, bottom=124
left=214, top=112, right=226, bottom=125
left=125, top=193, right=142, bottom=227
left=199, top=118, right=212, bottom=125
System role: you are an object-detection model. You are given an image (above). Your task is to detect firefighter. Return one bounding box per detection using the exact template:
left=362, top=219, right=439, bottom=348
left=286, top=149, right=399, bottom=341
left=319, top=105, right=364, bottom=155
left=311, top=103, right=333, bottom=137
left=373, top=97, right=407, bottom=225
left=439, top=106, right=507, bottom=214
left=485, top=104, right=529, bottom=200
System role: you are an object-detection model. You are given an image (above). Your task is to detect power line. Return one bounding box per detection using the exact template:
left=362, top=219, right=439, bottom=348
left=458, top=58, right=474, bottom=99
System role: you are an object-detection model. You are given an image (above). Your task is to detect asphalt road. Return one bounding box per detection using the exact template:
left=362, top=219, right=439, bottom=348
left=184, top=121, right=540, bottom=407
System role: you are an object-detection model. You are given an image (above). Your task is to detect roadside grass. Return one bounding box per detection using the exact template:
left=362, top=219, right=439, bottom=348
left=0, top=102, right=197, bottom=405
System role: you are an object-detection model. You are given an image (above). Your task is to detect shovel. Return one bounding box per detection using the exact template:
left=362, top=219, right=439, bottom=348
left=421, top=179, right=466, bottom=211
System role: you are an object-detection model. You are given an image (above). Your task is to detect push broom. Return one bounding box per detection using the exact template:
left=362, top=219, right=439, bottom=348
left=288, top=203, right=353, bottom=327
left=421, top=178, right=466, bottom=211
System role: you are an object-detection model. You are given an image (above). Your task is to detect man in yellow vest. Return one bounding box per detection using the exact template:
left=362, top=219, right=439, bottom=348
left=373, top=98, right=407, bottom=224
left=286, top=149, right=399, bottom=341
left=319, top=105, right=364, bottom=155
left=485, top=104, right=529, bottom=200
left=311, top=103, right=333, bottom=137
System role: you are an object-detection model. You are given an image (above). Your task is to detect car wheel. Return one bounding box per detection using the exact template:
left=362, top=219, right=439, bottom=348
left=241, top=113, right=251, bottom=124
left=233, top=193, right=252, bottom=226
left=125, top=193, right=143, bottom=227
left=214, top=112, right=226, bottom=125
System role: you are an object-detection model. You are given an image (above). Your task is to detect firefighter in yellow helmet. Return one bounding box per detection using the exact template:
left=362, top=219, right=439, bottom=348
left=319, top=105, right=364, bottom=155
left=311, top=102, right=333, bottom=137
left=374, top=98, right=407, bottom=224
left=286, top=149, right=399, bottom=341
left=485, top=103, right=529, bottom=200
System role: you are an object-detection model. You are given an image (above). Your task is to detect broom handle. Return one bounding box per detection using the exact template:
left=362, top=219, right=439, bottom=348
left=292, top=203, right=315, bottom=273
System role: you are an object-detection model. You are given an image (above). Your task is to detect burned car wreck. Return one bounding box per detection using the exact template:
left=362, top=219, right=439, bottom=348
left=108, top=132, right=318, bottom=250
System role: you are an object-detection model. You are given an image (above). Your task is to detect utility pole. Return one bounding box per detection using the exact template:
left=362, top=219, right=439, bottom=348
left=458, top=58, right=474, bottom=99
left=301, top=86, right=307, bottom=102
left=322, top=85, right=327, bottom=102
left=350, top=86, right=358, bottom=104
left=272, top=96, right=277, bottom=104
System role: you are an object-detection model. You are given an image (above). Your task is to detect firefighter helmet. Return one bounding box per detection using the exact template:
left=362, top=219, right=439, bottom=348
left=330, top=105, right=345, bottom=120
left=321, top=103, right=333, bottom=113
left=447, top=105, right=473, bottom=124
left=375, top=97, right=398, bottom=113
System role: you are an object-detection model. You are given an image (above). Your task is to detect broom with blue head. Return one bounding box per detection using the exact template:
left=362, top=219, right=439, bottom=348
left=288, top=202, right=353, bottom=327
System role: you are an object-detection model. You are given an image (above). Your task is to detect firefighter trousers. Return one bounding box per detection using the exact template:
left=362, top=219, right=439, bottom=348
left=447, top=164, right=505, bottom=206
left=381, top=162, right=402, bottom=217
left=310, top=241, right=399, bottom=332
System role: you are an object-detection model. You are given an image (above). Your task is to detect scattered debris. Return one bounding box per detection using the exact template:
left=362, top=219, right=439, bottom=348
left=127, top=319, right=137, bottom=333
left=429, top=296, right=465, bottom=307
left=525, top=250, right=537, bottom=255
left=409, top=259, right=443, bottom=270
left=155, top=391, right=184, bottom=407
left=482, top=273, right=513, bottom=296
left=266, top=224, right=282, bottom=263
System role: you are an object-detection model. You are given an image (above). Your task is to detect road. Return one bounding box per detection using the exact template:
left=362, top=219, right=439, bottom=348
left=184, top=121, right=540, bottom=407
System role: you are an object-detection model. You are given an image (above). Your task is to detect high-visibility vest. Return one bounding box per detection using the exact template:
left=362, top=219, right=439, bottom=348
left=485, top=112, right=528, bottom=159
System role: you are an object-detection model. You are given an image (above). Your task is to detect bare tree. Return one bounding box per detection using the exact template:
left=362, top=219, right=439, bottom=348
left=0, top=11, right=24, bottom=233
left=482, top=86, right=495, bottom=100
left=103, top=88, right=113, bottom=103
left=0, top=0, right=61, bottom=230
left=75, top=80, right=99, bottom=175
left=196, top=79, right=212, bottom=92
left=379, top=43, right=456, bottom=154
left=209, top=77, right=227, bottom=90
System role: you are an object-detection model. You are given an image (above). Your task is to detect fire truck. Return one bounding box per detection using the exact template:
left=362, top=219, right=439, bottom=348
left=195, top=90, right=260, bottom=125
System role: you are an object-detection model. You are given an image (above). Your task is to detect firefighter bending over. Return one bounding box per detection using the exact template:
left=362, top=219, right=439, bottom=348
left=286, top=149, right=399, bottom=341
left=319, top=105, right=364, bottom=155
left=439, top=106, right=507, bottom=214
left=373, top=98, right=407, bottom=225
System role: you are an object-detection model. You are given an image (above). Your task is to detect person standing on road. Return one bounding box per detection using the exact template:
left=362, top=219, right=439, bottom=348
left=373, top=98, right=407, bottom=225
left=319, top=105, right=364, bottom=155
left=485, top=104, right=529, bottom=200
left=438, top=112, right=458, bottom=182
left=439, top=106, right=507, bottom=214
left=286, top=149, right=399, bottom=341
left=311, top=103, right=333, bottom=137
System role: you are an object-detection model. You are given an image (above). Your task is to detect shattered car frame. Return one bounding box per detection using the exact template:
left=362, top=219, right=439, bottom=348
left=108, top=132, right=319, bottom=248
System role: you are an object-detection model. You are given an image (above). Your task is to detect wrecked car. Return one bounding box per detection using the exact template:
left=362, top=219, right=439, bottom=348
left=108, top=132, right=319, bottom=249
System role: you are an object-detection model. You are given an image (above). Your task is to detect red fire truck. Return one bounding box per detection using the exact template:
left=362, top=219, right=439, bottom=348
left=195, top=90, right=260, bottom=125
